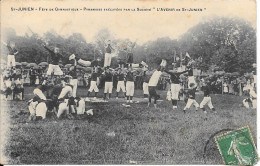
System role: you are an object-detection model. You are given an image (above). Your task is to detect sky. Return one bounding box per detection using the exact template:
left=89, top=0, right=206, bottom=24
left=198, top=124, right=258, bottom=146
left=1, top=0, right=256, bottom=45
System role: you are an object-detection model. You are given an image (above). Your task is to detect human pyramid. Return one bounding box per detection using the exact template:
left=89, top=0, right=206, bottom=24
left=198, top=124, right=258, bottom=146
left=0, top=39, right=256, bottom=121
left=1, top=41, right=25, bottom=101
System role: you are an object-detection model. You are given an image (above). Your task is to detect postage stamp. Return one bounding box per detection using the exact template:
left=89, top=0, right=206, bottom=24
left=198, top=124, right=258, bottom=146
left=215, top=125, right=258, bottom=165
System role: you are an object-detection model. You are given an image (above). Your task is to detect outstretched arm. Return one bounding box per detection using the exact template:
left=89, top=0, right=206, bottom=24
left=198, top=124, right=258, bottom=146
left=164, top=69, right=188, bottom=77
left=176, top=70, right=188, bottom=75
left=109, top=44, right=115, bottom=51
left=42, top=44, right=54, bottom=54
left=164, top=70, right=174, bottom=77
left=7, top=45, right=19, bottom=55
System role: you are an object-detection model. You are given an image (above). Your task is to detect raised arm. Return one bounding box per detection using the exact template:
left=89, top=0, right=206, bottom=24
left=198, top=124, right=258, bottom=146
left=7, top=45, right=19, bottom=55
left=109, top=44, right=115, bottom=51
left=176, top=70, right=188, bottom=75
left=43, top=45, right=54, bottom=54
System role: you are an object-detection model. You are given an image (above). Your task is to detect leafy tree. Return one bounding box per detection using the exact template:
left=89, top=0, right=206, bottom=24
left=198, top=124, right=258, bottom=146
left=1, top=16, right=256, bottom=74
left=179, top=17, right=256, bottom=73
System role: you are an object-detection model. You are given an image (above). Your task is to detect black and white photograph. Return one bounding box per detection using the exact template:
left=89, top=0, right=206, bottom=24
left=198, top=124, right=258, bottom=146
left=0, top=0, right=258, bottom=164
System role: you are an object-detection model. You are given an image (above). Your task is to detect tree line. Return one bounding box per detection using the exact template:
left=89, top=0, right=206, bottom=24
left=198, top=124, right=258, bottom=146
left=1, top=16, right=256, bottom=74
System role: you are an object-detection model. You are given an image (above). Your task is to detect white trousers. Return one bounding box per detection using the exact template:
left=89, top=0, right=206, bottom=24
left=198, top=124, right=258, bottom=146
left=143, top=82, right=149, bottom=95
left=35, top=78, right=40, bottom=85
left=78, top=59, right=91, bottom=67
left=132, top=64, right=139, bottom=68
left=89, top=81, right=99, bottom=92
left=46, top=64, right=63, bottom=76
left=184, top=98, right=199, bottom=110
left=171, top=84, right=181, bottom=100
left=76, top=99, right=85, bottom=115
left=29, top=101, right=38, bottom=116
left=117, top=81, right=126, bottom=92
left=29, top=102, right=47, bottom=119
left=57, top=99, right=69, bottom=118
left=58, top=86, right=73, bottom=99
left=104, top=53, right=112, bottom=67
left=33, top=88, right=47, bottom=100
left=104, top=82, right=113, bottom=93
left=188, top=76, right=197, bottom=87
left=7, top=55, right=16, bottom=68
left=126, top=81, right=134, bottom=96
left=253, top=99, right=257, bottom=109
left=70, top=79, right=78, bottom=97
left=200, top=96, right=214, bottom=109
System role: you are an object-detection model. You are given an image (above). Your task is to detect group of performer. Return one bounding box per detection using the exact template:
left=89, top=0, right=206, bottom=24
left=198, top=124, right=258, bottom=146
left=0, top=39, right=257, bottom=121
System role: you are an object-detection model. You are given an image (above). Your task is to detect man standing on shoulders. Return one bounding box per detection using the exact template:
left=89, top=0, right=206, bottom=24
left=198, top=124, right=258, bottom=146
left=68, top=54, right=78, bottom=97
left=42, top=43, right=64, bottom=76
left=2, top=41, right=19, bottom=70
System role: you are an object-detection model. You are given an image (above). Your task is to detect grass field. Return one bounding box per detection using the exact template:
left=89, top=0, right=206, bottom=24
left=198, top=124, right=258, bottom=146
left=1, top=86, right=257, bottom=164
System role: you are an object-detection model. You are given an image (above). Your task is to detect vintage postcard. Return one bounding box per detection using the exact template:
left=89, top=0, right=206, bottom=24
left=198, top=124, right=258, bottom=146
left=0, top=0, right=257, bottom=164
